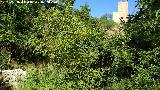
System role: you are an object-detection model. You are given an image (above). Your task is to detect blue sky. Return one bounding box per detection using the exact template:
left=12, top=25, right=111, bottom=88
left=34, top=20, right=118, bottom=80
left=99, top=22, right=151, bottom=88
left=74, top=0, right=137, bottom=17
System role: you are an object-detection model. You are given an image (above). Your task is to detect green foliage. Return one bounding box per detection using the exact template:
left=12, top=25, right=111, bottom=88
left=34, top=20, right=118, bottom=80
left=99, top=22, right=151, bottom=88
left=0, top=1, right=47, bottom=65
left=18, top=65, right=67, bottom=90
left=124, top=0, right=160, bottom=49
left=97, top=13, right=116, bottom=32
left=19, top=64, right=102, bottom=90
left=30, top=5, right=109, bottom=89
left=3, top=0, right=160, bottom=90
left=0, top=49, right=10, bottom=69
left=116, top=0, right=160, bottom=89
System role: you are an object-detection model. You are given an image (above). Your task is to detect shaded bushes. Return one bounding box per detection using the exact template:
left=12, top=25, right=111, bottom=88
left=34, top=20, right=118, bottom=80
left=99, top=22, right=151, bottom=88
left=0, top=1, right=48, bottom=66
left=2, top=0, right=160, bottom=90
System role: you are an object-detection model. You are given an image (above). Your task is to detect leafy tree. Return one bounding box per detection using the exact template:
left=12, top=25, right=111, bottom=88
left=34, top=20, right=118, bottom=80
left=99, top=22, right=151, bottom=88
left=98, top=14, right=116, bottom=31
left=117, top=0, right=160, bottom=89
left=100, top=13, right=113, bottom=21
left=124, top=0, right=160, bottom=50
left=0, top=1, right=46, bottom=67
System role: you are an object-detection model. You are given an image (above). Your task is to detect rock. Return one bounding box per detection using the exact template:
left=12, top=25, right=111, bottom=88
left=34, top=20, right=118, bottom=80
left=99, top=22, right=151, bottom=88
left=1, top=69, right=26, bottom=88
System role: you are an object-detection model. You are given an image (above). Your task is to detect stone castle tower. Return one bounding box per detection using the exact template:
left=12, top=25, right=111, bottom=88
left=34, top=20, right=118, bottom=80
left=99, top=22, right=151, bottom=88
left=113, top=0, right=128, bottom=23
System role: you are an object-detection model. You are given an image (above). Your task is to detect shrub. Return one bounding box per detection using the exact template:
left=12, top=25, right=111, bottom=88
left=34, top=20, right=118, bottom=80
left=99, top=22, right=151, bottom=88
left=18, top=64, right=89, bottom=90
left=0, top=0, right=46, bottom=64
left=0, top=49, right=11, bottom=69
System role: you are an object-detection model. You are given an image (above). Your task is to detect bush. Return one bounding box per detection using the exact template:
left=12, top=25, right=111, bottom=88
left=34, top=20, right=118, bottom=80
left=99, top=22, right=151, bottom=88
left=31, top=5, right=106, bottom=89
left=18, top=65, right=66, bottom=90
left=0, top=1, right=46, bottom=64
left=0, top=49, right=11, bottom=69
left=115, top=0, right=160, bottom=89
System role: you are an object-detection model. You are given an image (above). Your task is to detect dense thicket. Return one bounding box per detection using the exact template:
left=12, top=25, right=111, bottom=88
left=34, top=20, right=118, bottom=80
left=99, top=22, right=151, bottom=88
left=0, top=1, right=44, bottom=69
left=120, top=0, right=160, bottom=89
left=0, top=1, right=114, bottom=89
left=1, top=0, right=160, bottom=90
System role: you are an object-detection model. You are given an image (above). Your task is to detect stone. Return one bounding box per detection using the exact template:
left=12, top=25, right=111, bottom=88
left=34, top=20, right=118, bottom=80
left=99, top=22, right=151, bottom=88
left=0, top=69, right=26, bottom=88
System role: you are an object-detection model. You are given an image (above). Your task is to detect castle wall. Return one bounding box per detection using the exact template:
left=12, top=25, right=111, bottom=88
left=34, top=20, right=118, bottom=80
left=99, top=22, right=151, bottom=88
left=113, top=1, right=128, bottom=23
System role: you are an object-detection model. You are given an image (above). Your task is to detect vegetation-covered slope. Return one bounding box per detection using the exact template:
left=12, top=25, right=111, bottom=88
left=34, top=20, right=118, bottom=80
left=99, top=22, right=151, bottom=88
left=1, top=0, right=160, bottom=90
